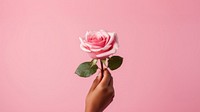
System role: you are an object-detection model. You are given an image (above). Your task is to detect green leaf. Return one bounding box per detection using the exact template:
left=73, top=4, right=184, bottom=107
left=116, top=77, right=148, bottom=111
left=108, top=56, right=123, bottom=70
left=75, top=62, right=98, bottom=77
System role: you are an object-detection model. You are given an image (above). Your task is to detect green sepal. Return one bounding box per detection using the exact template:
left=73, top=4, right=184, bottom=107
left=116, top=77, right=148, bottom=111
left=91, top=59, right=98, bottom=67
left=101, top=59, right=107, bottom=66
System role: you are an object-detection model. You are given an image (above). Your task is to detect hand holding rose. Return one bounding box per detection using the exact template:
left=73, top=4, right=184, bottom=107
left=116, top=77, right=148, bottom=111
left=85, top=69, right=114, bottom=112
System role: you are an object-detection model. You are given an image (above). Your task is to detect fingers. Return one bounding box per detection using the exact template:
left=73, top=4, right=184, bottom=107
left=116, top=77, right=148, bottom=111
left=89, top=69, right=113, bottom=92
left=89, top=75, right=101, bottom=92
left=99, top=69, right=112, bottom=87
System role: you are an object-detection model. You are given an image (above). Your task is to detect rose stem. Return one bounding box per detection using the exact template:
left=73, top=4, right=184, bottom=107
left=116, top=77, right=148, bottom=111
left=100, top=60, right=104, bottom=77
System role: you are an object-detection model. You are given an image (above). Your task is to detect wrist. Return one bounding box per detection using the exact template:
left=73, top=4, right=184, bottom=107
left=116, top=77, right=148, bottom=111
left=85, top=106, right=101, bottom=112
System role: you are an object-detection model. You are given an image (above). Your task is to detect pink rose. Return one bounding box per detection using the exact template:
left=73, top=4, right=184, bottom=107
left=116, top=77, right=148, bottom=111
left=79, top=30, right=119, bottom=59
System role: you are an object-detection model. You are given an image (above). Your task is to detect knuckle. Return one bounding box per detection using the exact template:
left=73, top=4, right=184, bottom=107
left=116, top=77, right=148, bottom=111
left=99, top=85, right=114, bottom=95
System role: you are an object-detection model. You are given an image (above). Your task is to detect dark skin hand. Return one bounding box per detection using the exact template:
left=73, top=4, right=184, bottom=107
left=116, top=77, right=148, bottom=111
left=85, top=69, right=115, bottom=112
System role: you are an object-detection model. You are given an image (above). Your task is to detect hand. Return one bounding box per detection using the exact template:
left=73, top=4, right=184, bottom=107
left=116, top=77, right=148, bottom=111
left=85, top=69, right=115, bottom=112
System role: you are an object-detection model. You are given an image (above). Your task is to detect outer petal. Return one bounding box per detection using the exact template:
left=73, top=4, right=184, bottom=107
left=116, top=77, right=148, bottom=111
left=106, top=32, right=116, bottom=46
left=79, top=37, right=91, bottom=52
left=90, top=45, right=112, bottom=52
left=96, top=42, right=119, bottom=58
left=79, top=37, right=87, bottom=47
left=80, top=44, right=91, bottom=52
left=100, top=30, right=109, bottom=38
left=85, top=31, right=89, bottom=40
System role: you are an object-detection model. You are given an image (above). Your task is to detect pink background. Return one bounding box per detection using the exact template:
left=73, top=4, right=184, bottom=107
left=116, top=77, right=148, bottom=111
left=0, top=0, right=200, bottom=112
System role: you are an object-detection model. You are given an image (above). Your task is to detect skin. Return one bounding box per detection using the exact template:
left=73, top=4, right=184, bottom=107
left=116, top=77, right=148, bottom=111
left=85, top=69, right=115, bottom=112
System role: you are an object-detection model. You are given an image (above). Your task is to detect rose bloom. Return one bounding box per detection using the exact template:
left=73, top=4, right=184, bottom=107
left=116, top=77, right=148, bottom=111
left=79, top=30, right=119, bottom=59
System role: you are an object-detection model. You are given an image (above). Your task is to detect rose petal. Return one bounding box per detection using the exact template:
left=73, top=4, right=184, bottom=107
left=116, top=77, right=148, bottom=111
left=85, top=31, right=89, bottom=40
left=79, top=37, right=87, bottom=46
left=84, top=42, right=93, bottom=48
left=88, top=39, right=106, bottom=47
left=100, top=30, right=109, bottom=38
left=105, top=35, right=110, bottom=44
left=96, top=42, right=119, bottom=58
left=101, top=32, right=117, bottom=51
left=80, top=44, right=91, bottom=52
left=89, top=45, right=102, bottom=49
left=95, top=32, right=102, bottom=39
left=90, top=44, right=112, bottom=52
